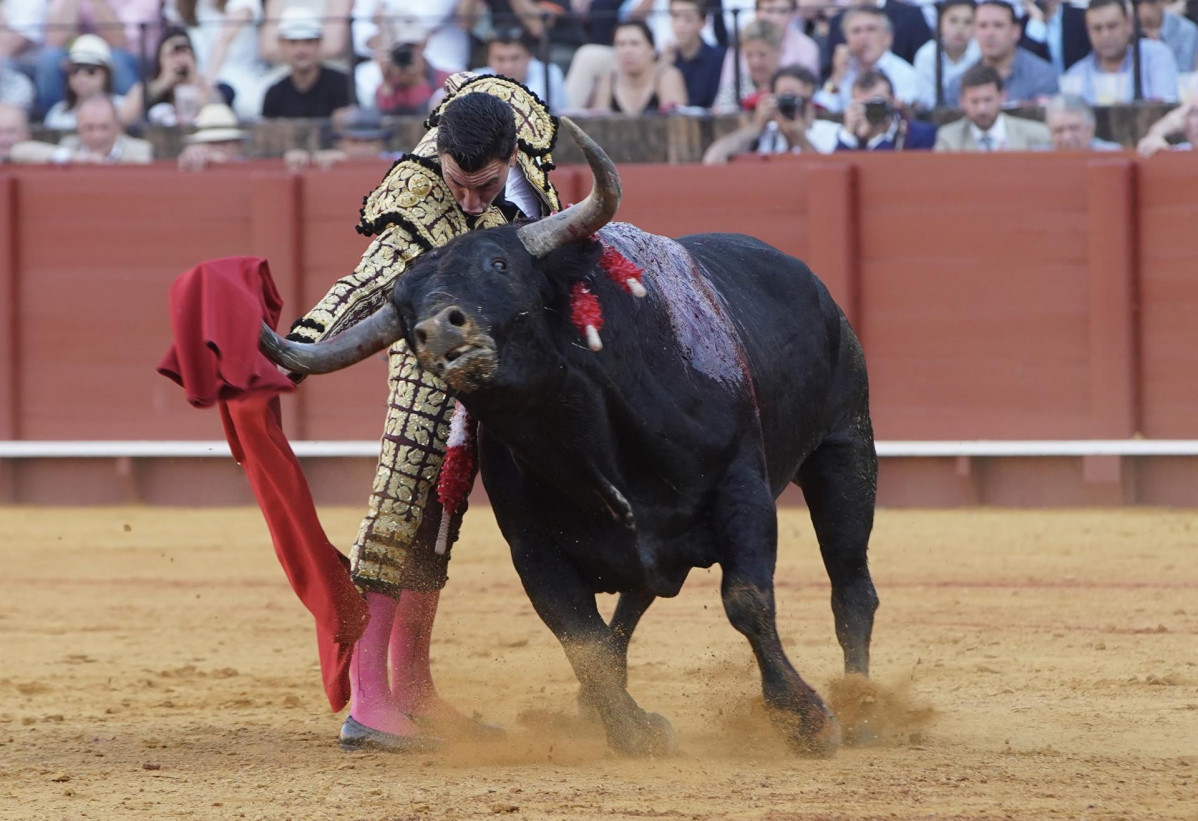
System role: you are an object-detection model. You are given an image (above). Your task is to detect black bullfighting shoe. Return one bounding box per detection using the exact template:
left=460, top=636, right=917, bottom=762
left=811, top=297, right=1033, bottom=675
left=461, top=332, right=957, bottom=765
left=338, top=716, right=441, bottom=753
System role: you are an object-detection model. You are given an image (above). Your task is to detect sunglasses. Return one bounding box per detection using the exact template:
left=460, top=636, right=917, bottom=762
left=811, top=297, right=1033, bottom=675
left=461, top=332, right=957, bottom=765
left=69, top=64, right=103, bottom=76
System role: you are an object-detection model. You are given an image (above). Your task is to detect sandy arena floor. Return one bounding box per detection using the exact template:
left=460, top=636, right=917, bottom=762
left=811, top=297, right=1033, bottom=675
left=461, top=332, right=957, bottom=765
left=0, top=506, right=1195, bottom=820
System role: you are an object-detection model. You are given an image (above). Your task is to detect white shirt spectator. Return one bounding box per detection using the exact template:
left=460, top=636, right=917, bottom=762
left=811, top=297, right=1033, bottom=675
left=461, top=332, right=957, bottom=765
left=913, top=37, right=981, bottom=100
left=0, top=65, right=35, bottom=111
left=754, top=118, right=840, bottom=154
left=167, top=0, right=271, bottom=119
left=351, top=0, right=469, bottom=73
left=2, top=0, right=48, bottom=48
left=815, top=50, right=936, bottom=112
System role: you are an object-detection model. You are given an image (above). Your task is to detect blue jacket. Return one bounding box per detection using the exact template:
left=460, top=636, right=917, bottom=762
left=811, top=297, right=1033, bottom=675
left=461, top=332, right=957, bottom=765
left=835, top=118, right=938, bottom=152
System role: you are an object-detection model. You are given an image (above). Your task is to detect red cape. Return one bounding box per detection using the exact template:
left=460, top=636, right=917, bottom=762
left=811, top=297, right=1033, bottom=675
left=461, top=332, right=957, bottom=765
left=158, top=256, right=367, bottom=711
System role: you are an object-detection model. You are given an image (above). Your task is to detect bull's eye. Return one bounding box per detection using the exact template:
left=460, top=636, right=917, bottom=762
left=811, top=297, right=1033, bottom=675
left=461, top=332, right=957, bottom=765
left=491, top=258, right=507, bottom=272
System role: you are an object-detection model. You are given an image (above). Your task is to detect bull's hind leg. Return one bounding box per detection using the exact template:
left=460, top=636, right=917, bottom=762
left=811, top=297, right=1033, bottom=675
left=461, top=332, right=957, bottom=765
left=797, top=430, right=880, bottom=746
left=511, top=540, right=675, bottom=757
left=716, top=470, right=841, bottom=756
left=796, top=432, right=879, bottom=678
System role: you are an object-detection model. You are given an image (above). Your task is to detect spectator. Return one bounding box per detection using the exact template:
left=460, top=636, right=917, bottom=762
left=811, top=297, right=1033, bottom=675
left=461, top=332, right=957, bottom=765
left=458, top=0, right=587, bottom=73
left=946, top=1, right=1058, bottom=106
left=169, top=0, right=272, bottom=120
left=119, top=26, right=225, bottom=126
left=34, top=0, right=151, bottom=114
left=284, top=105, right=397, bottom=169
left=1043, top=93, right=1122, bottom=151
left=1063, top=0, right=1179, bottom=104
left=351, top=0, right=470, bottom=74
left=472, top=25, right=567, bottom=112
left=262, top=6, right=352, bottom=118
left=667, top=0, right=725, bottom=109
left=912, top=0, right=980, bottom=104
left=1137, top=97, right=1198, bottom=154
left=0, top=101, right=31, bottom=162
left=1137, top=0, right=1198, bottom=72
left=42, top=35, right=124, bottom=131
left=177, top=101, right=248, bottom=170
left=0, top=56, right=36, bottom=113
left=0, top=0, right=47, bottom=76
left=823, top=0, right=933, bottom=74
left=754, top=0, right=820, bottom=76
left=587, top=0, right=625, bottom=46
left=796, top=0, right=833, bottom=60
left=357, top=19, right=450, bottom=115
left=817, top=5, right=934, bottom=113
left=1019, top=0, right=1093, bottom=74
left=593, top=20, right=687, bottom=114
left=259, top=0, right=353, bottom=67
left=702, top=65, right=837, bottom=162
left=711, top=18, right=784, bottom=112
left=934, top=63, right=1051, bottom=150
left=10, top=94, right=152, bottom=163
left=834, top=68, right=937, bottom=150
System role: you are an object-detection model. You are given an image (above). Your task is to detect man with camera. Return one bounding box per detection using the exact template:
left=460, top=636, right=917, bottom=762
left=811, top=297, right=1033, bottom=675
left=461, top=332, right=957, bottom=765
left=356, top=20, right=451, bottom=116
left=834, top=68, right=937, bottom=151
left=702, top=65, right=837, bottom=163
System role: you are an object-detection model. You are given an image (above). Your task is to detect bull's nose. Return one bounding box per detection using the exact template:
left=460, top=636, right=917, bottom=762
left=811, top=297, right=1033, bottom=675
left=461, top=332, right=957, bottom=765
left=413, top=305, right=472, bottom=357
left=410, top=305, right=497, bottom=391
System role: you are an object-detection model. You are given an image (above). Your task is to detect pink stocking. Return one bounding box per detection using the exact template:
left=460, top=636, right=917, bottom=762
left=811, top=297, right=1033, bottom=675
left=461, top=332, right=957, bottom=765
left=389, top=589, right=444, bottom=716
left=349, top=592, right=419, bottom=736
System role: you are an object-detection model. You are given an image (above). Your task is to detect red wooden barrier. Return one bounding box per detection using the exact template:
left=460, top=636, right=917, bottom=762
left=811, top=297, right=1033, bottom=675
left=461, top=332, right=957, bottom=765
left=1, top=153, right=1196, bottom=506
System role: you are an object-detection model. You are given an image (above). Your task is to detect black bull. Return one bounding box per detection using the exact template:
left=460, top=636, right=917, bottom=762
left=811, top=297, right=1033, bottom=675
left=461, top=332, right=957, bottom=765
left=261, top=122, right=879, bottom=757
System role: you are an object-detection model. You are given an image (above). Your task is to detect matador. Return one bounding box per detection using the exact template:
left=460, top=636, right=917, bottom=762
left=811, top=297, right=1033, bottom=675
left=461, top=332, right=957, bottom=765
left=285, top=73, right=561, bottom=751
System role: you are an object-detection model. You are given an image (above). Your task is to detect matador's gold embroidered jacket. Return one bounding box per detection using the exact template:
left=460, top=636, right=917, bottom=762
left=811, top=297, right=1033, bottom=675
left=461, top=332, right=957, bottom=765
left=287, top=72, right=562, bottom=345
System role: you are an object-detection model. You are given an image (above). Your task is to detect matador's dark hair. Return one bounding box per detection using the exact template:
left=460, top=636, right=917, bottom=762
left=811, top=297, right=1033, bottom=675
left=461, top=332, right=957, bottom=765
left=435, top=93, right=517, bottom=172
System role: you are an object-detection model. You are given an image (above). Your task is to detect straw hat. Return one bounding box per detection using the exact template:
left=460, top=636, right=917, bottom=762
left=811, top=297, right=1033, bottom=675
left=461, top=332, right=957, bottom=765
left=185, top=103, right=247, bottom=143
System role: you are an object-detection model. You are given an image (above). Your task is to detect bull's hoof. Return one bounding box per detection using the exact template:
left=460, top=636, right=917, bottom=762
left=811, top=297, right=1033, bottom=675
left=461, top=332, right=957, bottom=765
left=771, top=700, right=842, bottom=758
left=611, top=711, right=678, bottom=758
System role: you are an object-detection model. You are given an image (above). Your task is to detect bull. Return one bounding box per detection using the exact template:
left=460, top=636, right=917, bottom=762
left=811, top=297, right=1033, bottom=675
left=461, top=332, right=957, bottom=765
left=261, top=119, right=879, bottom=757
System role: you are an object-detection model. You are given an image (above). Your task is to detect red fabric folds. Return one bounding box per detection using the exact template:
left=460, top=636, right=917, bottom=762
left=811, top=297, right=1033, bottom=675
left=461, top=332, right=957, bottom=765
left=157, top=256, right=367, bottom=711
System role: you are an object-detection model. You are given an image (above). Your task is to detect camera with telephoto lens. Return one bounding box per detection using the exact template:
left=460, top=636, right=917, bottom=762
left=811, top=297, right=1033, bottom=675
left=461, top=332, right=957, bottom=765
left=390, top=42, right=415, bottom=68
left=776, top=93, right=806, bottom=120
left=863, top=98, right=893, bottom=125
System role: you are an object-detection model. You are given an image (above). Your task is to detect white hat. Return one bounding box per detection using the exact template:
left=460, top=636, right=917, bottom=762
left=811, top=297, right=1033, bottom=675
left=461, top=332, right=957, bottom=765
left=390, top=17, right=429, bottom=45
left=69, top=34, right=113, bottom=68
left=277, top=6, right=323, bottom=40
left=185, top=103, right=247, bottom=143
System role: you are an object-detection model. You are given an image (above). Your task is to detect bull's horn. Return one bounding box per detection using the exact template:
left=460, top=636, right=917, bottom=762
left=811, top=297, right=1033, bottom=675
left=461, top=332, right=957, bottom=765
left=517, top=117, right=621, bottom=258
left=258, top=304, right=404, bottom=375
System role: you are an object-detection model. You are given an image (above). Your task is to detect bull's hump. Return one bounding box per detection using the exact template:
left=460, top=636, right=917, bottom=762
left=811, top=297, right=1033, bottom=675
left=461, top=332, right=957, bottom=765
left=600, top=223, right=748, bottom=390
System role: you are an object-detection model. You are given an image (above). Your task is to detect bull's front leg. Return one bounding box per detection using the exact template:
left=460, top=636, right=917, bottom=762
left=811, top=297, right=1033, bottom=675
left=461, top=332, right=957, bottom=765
left=716, top=469, right=842, bottom=757
left=509, top=540, right=676, bottom=757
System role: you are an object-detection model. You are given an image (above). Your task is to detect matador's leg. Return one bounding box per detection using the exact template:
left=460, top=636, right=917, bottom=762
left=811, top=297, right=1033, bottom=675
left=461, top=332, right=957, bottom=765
left=341, top=341, right=474, bottom=747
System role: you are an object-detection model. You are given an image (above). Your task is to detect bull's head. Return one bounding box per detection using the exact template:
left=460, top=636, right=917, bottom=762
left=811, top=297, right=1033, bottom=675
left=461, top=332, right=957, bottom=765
left=259, top=117, right=622, bottom=394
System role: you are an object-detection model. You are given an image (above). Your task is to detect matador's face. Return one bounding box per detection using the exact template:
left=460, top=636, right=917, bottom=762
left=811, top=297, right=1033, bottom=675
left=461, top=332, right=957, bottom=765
left=439, top=151, right=518, bottom=216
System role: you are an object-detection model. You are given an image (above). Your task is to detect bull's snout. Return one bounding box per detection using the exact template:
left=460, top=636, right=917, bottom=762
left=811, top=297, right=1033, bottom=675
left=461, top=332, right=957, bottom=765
left=411, top=305, right=497, bottom=392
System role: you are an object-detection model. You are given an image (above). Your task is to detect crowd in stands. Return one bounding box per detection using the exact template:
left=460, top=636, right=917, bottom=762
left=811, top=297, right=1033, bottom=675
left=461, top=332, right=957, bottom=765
left=0, top=0, right=1196, bottom=167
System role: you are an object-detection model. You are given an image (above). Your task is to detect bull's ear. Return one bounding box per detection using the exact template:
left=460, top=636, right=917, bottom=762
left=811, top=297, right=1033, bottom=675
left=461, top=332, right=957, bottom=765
left=535, top=237, right=604, bottom=286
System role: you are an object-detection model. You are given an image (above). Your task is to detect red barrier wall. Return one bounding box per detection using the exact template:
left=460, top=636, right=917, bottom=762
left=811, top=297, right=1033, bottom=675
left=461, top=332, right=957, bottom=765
left=2, top=153, right=1197, bottom=506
